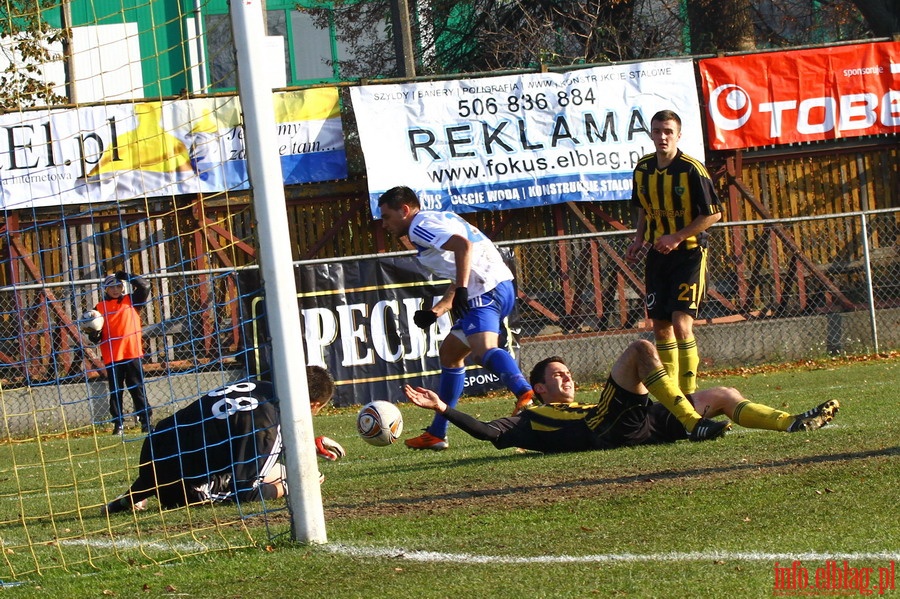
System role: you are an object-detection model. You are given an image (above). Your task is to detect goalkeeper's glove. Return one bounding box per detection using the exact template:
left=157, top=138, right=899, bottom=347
left=413, top=309, right=438, bottom=329
left=451, top=287, right=469, bottom=320
left=315, top=436, right=346, bottom=461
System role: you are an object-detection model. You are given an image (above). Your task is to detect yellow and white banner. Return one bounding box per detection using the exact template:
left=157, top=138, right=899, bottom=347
left=0, top=88, right=347, bottom=210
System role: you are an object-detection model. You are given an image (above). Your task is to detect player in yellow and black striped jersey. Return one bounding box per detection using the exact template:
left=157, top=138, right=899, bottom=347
left=626, top=109, right=723, bottom=399
left=402, top=341, right=840, bottom=454
left=403, top=340, right=725, bottom=452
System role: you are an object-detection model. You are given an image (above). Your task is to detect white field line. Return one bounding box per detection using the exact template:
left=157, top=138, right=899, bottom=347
left=3, top=452, right=142, bottom=479
left=60, top=537, right=228, bottom=553
left=59, top=537, right=900, bottom=564
left=324, top=544, right=900, bottom=564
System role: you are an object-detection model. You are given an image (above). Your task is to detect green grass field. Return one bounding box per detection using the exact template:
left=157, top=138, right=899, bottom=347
left=1, top=355, right=898, bottom=598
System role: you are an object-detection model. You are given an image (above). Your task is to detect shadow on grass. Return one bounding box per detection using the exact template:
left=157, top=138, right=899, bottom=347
left=326, top=446, right=900, bottom=515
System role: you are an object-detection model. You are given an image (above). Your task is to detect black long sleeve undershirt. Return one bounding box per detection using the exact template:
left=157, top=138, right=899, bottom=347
left=442, top=407, right=503, bottom=442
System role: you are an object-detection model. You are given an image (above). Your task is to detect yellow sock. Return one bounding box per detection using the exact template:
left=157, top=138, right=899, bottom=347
left=656, top=339, right=678, bottom=382
left=644, top=367, right=701, bottom=431
left=677, top=337, right=699, bottom=394
left=731, top=400, right=794, bottom=431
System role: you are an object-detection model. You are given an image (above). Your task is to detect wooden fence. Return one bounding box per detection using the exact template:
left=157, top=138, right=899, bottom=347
left=0, top=139, right=897, bottom=385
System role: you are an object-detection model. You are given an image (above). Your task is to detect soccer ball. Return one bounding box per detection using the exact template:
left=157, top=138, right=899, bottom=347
left=356, top=400, right=403, bottom=447
left=79, top=309, right=104, bottom=332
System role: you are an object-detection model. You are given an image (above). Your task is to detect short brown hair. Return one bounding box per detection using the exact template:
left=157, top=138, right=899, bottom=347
left=306, top=365, right=335, bottom=406
left=377, top=186, right=420, bottom=211
left=651, top=110, right=682, bottom=129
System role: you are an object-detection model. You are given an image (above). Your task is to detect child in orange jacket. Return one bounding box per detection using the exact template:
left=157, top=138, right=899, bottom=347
left=90, top=271, right=153, bottom=434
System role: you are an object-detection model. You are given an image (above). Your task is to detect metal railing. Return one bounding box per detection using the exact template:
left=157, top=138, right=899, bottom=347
left=0, top=209, right=897, bottom=432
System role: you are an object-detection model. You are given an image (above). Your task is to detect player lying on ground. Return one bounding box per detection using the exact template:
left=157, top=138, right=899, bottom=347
left=403, top=340, right=839, bottom=453
left=102, top=366, right=343, bottom=514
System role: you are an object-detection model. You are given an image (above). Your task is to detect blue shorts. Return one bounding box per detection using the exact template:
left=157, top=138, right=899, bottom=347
left=451, top=280, right=515, bottom=337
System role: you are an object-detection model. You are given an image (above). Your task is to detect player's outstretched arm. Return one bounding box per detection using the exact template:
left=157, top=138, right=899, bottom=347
left=403, top=384, right=447, bottom=413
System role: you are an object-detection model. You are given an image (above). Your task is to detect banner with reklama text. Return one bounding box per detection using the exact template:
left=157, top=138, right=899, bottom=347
left=699, top=40, right=900, bottom=150
left=0, top=88, right=347, bottom=210
left=350, top=60, right=705, bottom=217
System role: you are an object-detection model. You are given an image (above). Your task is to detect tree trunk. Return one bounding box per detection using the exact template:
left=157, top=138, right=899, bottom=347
left=686, top=0, right=756, bottom=54
left=851, top=0, right=900, bottom=37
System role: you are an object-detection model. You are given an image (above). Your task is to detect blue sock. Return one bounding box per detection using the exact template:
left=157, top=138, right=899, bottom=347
left=482, top=348, right=532, bottom=398
left=427, top=366, right=465, bottom=439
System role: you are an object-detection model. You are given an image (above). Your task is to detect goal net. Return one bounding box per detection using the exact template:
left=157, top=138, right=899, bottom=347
left=0, top=0, right=338, bottom=579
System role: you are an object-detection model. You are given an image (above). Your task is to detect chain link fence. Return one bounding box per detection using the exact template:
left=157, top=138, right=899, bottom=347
left=1, top=209, right=897, bottom=437
left=510, top=209, right=900, bottom=382
left=0, top=269, right=256, bottom=437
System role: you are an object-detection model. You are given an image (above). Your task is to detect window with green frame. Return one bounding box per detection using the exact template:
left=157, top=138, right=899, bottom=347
left=203, top=0, right=374, bottom=91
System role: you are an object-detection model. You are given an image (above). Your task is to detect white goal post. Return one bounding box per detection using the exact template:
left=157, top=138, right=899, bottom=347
left=230, top=0, right=327, bottom=544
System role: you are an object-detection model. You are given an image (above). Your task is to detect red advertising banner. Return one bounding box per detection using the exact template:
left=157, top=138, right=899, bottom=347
left=698, top=41, right=900, bottom=150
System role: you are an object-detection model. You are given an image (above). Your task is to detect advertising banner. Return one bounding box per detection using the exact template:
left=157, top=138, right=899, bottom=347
left=699, top=41, right=900, bottom=150
left=350, top=60, right=705, bottom=217
left=0, top=88, right=347, bottom=209
left=242, top=252, right=520, bottom=406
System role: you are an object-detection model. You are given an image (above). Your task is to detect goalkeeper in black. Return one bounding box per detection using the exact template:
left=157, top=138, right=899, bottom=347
left=403, top=340, right=839, bottom=453
left=102, top=366, right=343, bottom=513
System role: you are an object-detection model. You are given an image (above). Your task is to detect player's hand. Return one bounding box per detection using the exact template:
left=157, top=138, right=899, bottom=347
left=652, top=234, right=681, bottom=254
left=451, top=287, right=469, bottom=320
left=403, top=384, right=447, bottom=413
left=413, top=309, right=438, bottom=329
left=625, top=240, right=647, bottom=263
left=114, top=270, right=128, bottom=281
left=315, top=436, right=345, bottom=461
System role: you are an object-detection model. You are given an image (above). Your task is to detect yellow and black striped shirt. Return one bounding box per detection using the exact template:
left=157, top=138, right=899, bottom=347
left=631, top=149, right=722, bottom=249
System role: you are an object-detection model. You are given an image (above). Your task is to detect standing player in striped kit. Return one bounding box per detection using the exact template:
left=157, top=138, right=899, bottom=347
left=626, top=110, right=722, bottom=423
left=378, top=186, right=535, bottom=451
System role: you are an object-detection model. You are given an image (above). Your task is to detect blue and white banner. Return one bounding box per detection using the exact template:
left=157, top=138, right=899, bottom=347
left=350, top=60, right=705, bottom=217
